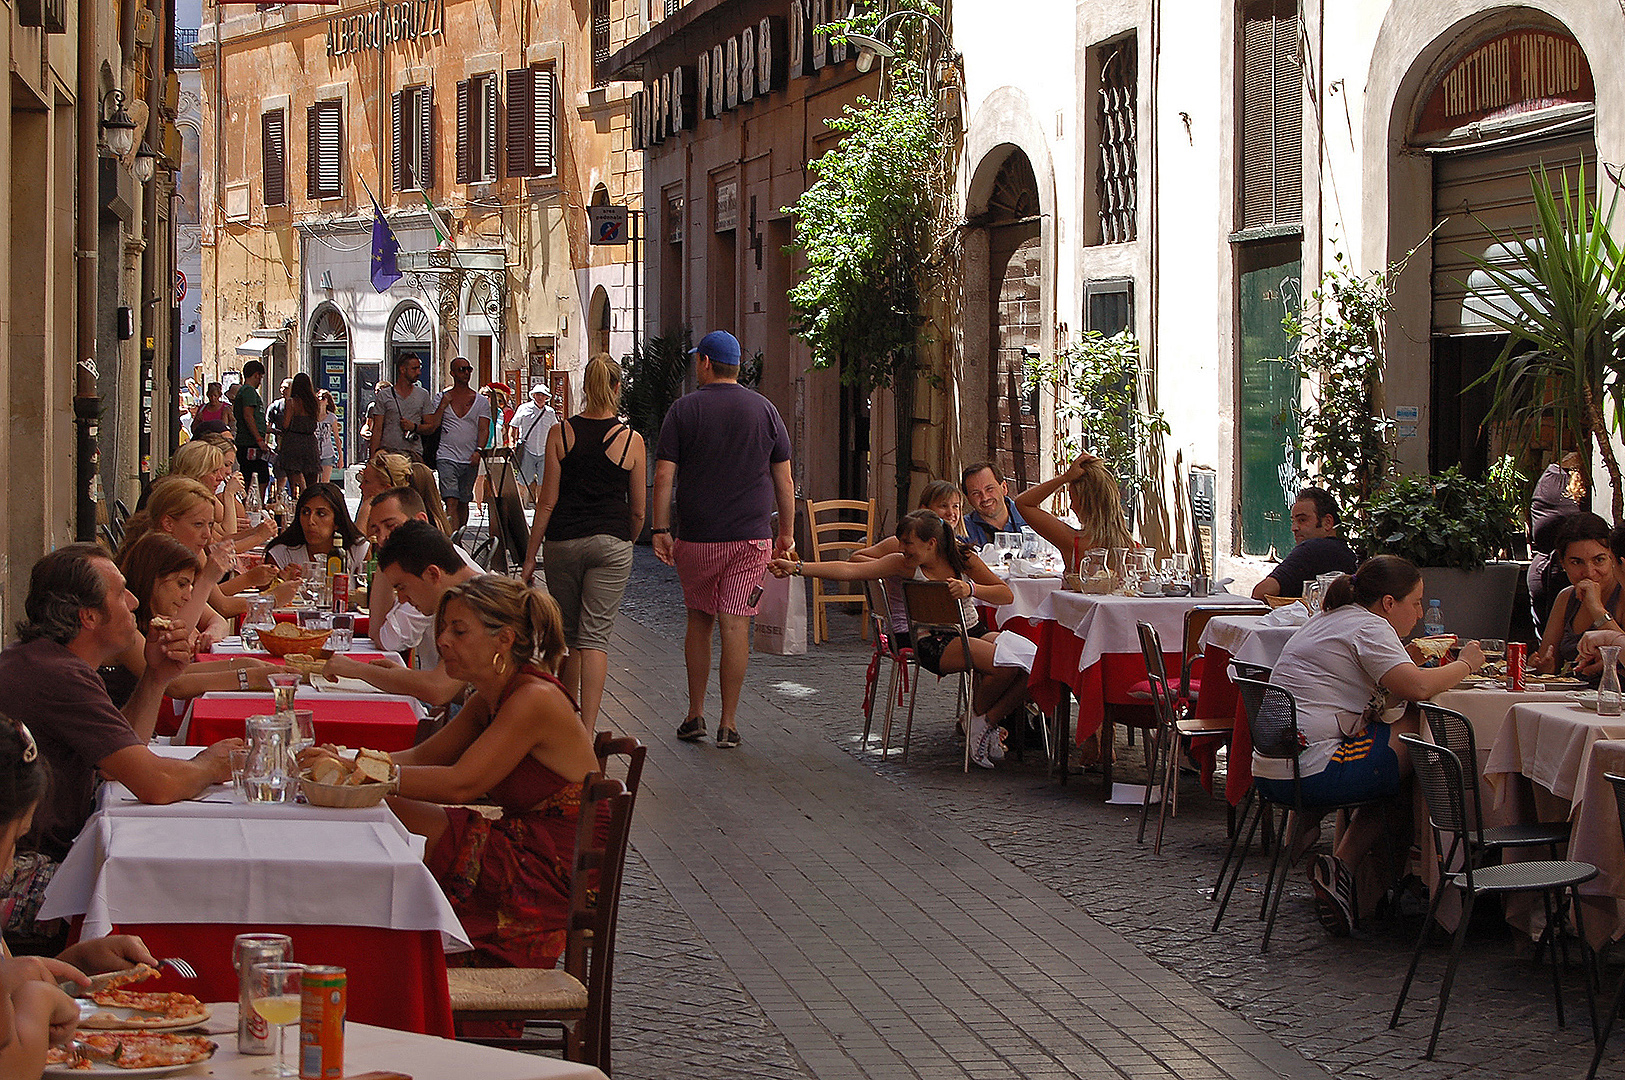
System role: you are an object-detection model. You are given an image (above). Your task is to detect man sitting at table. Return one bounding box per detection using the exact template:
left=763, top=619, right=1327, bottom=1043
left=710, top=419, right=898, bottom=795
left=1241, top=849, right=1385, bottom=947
left=0, top=545, right=239, bottom=949
left=961, top=461, right=1028, bottom=548
left=1251, top=487, right=1358, bottom=600
left=324, top=521, right=476, bottom=707
left=365, top=486, right=483, bottom=668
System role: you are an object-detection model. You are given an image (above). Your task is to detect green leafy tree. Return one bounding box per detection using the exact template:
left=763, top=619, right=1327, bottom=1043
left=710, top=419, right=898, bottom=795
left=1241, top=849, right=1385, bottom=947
left=1024, top=331, right=1168, bottom=512
left=1466, top=162, right=1625, bottom=519
left=1283, top=251, right=1397, bottom=523
left=784, top=1, right=954, bottom=519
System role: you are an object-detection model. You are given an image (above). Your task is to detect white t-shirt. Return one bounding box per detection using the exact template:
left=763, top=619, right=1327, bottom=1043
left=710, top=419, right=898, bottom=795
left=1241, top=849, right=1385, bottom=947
left=432, top=390, right=493, bottom=463
left=264, top=539, right=369, bottom=578
left=509, top=400, right=558, bottom=456
left=1252, top=603, right=1413, bottom=781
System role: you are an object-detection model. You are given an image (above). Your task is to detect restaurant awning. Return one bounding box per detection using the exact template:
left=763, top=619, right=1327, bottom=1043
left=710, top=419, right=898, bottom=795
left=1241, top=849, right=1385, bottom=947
left=235, top=336, right=278, bottom=356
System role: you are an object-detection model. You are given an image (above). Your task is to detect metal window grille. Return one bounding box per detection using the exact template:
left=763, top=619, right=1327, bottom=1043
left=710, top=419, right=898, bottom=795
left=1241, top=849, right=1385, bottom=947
left=1095, top=39, right=1137, bottom=245
left=1240, top=0, right=1303, bottom=230
left=592, top=0, right=610, bottom=88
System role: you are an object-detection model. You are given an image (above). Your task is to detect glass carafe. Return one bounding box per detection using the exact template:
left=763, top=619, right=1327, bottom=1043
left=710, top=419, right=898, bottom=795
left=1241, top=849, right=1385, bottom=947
left=1600, top=647, right=1622, bottom=717
left=243, top=714, right=295, bottom=803
left=243, top=596, right=276, bottom=651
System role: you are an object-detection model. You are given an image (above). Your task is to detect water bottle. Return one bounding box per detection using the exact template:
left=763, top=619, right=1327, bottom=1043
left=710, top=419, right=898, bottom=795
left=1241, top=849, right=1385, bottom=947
left=245, top=482, right=263, bottom=527
left=1422, top=599, right=1445, bottom=638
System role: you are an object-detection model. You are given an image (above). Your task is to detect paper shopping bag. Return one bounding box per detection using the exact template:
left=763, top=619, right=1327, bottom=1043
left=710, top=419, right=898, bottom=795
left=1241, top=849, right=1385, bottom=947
left=755, top=573, right=808, bottom=655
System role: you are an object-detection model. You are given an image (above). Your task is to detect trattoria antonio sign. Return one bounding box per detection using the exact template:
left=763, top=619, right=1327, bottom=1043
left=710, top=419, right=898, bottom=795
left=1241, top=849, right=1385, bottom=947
left=1414, top=26, right=1593, bottom=138
left=632, top=0, right=861, bottom=150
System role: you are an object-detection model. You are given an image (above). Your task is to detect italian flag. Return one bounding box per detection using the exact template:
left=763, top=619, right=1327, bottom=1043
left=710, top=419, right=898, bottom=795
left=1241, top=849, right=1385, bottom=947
left=422, top=192, right=453, bottom=250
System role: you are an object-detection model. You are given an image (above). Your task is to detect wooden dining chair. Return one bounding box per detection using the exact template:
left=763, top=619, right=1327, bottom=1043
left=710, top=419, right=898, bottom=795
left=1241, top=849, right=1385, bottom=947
left=899, top=578, right=974, bottom=770
left=1393, top=735, right=1599, bottom=1060
left=1179, top=604, right=1268, bottom=709
left=448, top=773, right=635, bottom=1072
left=805, top=497, right=877, bottom=644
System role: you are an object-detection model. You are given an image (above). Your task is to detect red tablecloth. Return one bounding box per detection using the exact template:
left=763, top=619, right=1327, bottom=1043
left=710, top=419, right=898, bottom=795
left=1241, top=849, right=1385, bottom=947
left=105, top=922, right=452, bottom=1035
left=271, top=610, right=371, bottom=636
left=1188, top=644, right=1254, bottom=805
left=1000, top=617, right=1174, bottom=743
left=183, top=696, right=421, bottom=750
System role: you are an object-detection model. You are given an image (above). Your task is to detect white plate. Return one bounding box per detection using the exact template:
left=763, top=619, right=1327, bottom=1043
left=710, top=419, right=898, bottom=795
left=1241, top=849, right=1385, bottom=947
left=44, top=1062, right=209, bottom=1079
left=78, top=1000, right=212, bottom=1032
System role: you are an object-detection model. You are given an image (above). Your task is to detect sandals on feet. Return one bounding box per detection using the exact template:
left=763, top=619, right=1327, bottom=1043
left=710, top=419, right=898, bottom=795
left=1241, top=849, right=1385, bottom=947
left=676, top=717, right=706, bottom=742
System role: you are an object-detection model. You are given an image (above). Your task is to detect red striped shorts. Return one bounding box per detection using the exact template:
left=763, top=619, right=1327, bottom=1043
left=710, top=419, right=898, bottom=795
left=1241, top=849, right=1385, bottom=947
left=672, top=538, right=772, bottom=617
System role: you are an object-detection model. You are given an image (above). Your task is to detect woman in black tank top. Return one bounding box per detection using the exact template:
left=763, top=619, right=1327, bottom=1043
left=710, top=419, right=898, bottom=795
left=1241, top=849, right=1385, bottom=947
left=520, top=356, right=647, bottom=730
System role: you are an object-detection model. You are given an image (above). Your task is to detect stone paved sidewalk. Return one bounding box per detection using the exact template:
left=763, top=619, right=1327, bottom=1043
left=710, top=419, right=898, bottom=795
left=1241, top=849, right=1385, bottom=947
left=603, top=549, right=1613, bottom=1079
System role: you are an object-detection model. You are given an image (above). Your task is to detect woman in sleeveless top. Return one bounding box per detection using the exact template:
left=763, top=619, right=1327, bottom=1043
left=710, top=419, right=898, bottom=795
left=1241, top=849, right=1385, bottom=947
left=1534, top=512, right=1625, bottom=676
left=192, top=381, right=231, bottom=435
left=520, top=356, right=647, bottom=732
left=305, top=575, right=600, bottom=968
left=768, top=510, right=1034, bottom=768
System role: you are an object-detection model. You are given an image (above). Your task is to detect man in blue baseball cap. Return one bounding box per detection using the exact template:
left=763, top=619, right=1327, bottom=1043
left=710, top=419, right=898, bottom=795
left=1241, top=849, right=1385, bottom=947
left=650, top=330, right=795, bottom=749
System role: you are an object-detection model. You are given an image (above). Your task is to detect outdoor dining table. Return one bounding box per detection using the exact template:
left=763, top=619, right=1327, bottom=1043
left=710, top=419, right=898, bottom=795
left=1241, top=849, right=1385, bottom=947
left=271, top=608, right=371, bottom=637
left=1483, top=698, right=1625, bottom=943
left=1191, top=610, right=1301, bottom=804
left=38, top=746, right=466, bottom=1035
left=199, top=1001, right=607, bottom=1079
left=178, top=689, right=425, bottom=751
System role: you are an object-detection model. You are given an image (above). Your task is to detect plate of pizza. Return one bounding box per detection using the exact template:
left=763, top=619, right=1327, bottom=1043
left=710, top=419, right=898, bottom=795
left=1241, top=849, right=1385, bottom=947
left=75, top=967, right=211, bottom=1031
left=43, top=1032, right=216, bottom=1075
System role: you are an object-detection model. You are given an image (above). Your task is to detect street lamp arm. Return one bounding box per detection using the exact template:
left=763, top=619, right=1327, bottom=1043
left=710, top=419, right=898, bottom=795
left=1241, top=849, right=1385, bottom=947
left=846, top=9, right=953, bottom=73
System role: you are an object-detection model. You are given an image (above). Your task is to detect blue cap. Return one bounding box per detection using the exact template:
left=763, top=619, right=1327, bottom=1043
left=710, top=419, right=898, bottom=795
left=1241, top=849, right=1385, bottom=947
left=689, top=330, right=742, bottom=366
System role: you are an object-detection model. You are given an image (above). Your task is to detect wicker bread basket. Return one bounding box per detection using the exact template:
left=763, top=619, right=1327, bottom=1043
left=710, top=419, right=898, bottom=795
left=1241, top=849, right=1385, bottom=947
left=259, top=626, right=333, bottom=658
left=299, top=768, right=396, bottom=808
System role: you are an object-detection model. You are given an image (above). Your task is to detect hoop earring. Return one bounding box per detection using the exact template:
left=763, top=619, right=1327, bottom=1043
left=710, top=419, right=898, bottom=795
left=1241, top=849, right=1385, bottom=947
left=491, top=653, right=509, bottom=678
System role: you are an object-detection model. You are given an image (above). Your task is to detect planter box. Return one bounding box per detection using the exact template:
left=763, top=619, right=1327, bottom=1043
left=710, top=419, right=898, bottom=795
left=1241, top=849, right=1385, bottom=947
left=1418, top=561, right=1524, bottom=641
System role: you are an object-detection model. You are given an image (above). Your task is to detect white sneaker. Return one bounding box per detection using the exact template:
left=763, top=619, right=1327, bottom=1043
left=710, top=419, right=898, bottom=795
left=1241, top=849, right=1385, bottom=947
left=967, top=714, right=995, bottom=768
left=985, top=725, right=1007, bottom=762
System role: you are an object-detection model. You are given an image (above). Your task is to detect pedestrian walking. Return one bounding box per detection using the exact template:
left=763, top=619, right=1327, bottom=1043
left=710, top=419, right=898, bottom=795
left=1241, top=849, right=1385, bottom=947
left=520, top=355, right=646, bottom=733
left=510, top=383, right=559, bottom=506
left=367, top=352, right=431, bottom=462
left=232, top=360, right=271, bottom=496
left=275, top=373, right=323, bottom=496
left=422, top=356, right=492, bottom=533
left=651, top=330, right=794, bottom=749
left=317, top=389, right=342, bottom=484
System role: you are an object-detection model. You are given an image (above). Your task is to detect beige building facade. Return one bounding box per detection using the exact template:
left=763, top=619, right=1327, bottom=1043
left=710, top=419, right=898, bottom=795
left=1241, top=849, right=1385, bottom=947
left=196, top=0, right=641, bottom=460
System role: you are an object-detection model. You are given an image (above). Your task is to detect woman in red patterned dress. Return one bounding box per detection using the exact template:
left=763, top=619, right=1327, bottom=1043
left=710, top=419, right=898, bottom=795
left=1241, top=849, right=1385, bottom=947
left=314, top=575, right=601, bottom=967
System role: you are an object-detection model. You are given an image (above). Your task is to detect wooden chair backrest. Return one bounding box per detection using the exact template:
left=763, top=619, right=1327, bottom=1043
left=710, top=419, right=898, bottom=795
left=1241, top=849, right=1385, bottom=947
left=1181, top=604, right=1268, bottom=693
left=563, top=774, right=634, bottom=1068
left=900, top=578, right=966, bottom=633
left=806, top=498, right=876, bottom=562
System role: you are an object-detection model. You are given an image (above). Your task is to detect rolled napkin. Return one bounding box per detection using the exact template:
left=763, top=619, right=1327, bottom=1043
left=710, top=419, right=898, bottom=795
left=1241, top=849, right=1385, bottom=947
left=1259, top=601, right=1310, bottom=628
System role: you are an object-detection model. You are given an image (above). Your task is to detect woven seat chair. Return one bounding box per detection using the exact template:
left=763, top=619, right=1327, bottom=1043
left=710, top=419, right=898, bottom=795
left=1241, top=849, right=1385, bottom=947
left=859, top=577, right=917, bottom=755
left=1392, top=735, right=1599, bottom=1060
left=1210, top=677, right=1384, bottom=951
left=449, top=773, right=635, bottom=1072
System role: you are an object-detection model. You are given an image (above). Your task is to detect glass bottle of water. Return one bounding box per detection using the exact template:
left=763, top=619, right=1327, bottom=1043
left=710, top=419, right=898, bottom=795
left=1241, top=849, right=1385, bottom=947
left=1600, top=646, right=1623, bottom=716
left=1422, top=600, right=1445, bottom=637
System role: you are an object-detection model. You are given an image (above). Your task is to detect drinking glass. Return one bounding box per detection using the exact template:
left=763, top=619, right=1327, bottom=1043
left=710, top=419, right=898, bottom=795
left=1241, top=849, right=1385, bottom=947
left=297, top=608, right=332, bottom=633
left=228, top=748, right=248, bottom=799
left=248, top=962, right=305, bottom=1077
left=1173, top=552, right=1191, bottom=580
left=267, top=671, right=300, bottom=715
left=1601, top=646, right=1623, bottom=717
left=1479, top=638, right=1506, bottom=664
left=995, top=533, right=1018, bottom=565
left=290, top=709, right=316, bottom=753
left=1020, top=527, right=1041, bottom=559
left=329, top=613, right=354, bottom=652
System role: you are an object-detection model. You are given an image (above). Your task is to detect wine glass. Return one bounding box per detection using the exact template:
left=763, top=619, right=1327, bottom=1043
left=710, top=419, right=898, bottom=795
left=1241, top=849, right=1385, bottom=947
left=248, top=962, right=304, bottom=1077
left=268, top=670, right=300, bottom=715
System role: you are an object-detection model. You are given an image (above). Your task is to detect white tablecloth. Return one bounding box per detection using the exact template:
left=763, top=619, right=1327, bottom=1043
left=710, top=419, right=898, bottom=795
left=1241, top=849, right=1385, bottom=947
left=1199, top=614, right=1302, bottom=671
left=1484, top=700, right=1625, bottom=811
left=39, top=748, right=470, bottom=950
left=201, top=1002, right=607, bottom=1080
left=1044, top=590, right=1258, bottom=671
left=990, top=573, right=1067, bottom=623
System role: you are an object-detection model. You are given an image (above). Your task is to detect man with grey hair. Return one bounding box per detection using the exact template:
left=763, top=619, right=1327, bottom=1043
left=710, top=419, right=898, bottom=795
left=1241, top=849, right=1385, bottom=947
left=0, top=545, right=239, bottom=865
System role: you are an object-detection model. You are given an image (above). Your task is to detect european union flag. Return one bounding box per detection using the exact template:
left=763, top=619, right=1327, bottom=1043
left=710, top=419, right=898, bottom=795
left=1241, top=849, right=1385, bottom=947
left=370, top=198, right=401, bottom=292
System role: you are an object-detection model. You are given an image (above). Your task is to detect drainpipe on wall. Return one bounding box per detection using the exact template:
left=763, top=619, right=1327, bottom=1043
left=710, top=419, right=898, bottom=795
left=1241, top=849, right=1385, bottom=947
left=75, top=0, right=103, bottom=541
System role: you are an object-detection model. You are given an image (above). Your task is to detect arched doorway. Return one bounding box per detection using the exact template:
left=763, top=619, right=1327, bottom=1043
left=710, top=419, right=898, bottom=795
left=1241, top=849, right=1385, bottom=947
left=979, top=149, right=1043, bottom=489
left=1395, top=13, right=1596, bottom=476
left=589, top=286, right=611, bottom=357
left=387, top=302, right=435, bottom=390
left=308, top=306, right=352, bottom=460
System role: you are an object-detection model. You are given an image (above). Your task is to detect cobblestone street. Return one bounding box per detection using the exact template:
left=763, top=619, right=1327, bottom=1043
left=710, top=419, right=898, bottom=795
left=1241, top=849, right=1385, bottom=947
left=602, top=547, right=1611, bottom=1079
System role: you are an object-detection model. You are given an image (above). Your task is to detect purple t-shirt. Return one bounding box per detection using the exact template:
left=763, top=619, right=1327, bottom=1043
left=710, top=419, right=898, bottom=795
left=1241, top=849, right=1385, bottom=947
left=656, top=382, right=792, bottom=542
left=0, top=637, right=143, bottom=861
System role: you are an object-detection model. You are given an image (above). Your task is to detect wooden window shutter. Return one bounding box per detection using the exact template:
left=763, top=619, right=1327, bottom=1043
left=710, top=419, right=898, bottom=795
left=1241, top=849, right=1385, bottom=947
left=390, top=89, right=404, bottom=191
left=456, top=79, right=471, bottom=184
left=261, top=109, right=285, bottom=207
left=316, top=100, right=342, bottom=198
left=483, top=76, right=498, bottom=181
left=306, top=103, right=319, bottom=199
left=418, top=85, right=434, bottom=188
left=1240, top=1, right=1301, bottom=230
left=533, top=67, right=555, bottom=176
left=506, top=67, right=533, bottom=177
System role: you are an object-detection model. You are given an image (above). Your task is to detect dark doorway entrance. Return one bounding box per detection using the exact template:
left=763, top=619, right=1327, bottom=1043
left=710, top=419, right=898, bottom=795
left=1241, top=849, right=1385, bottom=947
left=984, top=151, right=1043, bottom=489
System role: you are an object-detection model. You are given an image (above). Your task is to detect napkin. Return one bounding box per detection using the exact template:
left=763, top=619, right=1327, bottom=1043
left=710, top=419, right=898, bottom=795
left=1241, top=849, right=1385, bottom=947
left=1259, top=602, right=1310, bottom=628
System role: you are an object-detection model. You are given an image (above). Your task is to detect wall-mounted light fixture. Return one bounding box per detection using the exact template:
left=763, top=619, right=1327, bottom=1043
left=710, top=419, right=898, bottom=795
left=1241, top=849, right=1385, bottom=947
left=100, top=89, right=137, bottom=157
left=132, top=146, right=160, bottom=183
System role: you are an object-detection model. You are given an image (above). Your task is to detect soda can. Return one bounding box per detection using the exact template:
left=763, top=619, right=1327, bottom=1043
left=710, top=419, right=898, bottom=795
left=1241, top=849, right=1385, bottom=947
left=233, top=934, right=293, bottom=1055
left=298, top=966, right=346, bottom=1080
left=1507, top=641, right=1526, bottom=692
left=331, top=570, right=349, bottom=613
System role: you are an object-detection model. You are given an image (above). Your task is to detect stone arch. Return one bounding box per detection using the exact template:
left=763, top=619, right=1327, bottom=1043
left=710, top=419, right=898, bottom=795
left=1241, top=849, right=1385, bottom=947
left=1363, top=1, right=1624, bottom=473
left=588, top=285, right=611, bottom=357
left=961, top=87, right=1058, bottom=487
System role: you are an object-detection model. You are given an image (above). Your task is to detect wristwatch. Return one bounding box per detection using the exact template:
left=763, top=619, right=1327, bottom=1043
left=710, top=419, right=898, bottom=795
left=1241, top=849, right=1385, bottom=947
left=236, top=667, right=250, bottom=690
left=651, top=528, right=670, bottom=535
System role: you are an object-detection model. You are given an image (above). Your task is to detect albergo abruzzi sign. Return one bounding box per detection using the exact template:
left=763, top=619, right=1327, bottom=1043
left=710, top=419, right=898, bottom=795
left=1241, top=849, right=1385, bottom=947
left=327, top=0, right=445, bottom=57
left=631, top=0, right=857, bottom=150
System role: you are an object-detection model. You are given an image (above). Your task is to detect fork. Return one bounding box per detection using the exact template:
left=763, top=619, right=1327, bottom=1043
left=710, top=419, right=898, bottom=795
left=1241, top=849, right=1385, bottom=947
left=159, top=958, right=197, bottom=979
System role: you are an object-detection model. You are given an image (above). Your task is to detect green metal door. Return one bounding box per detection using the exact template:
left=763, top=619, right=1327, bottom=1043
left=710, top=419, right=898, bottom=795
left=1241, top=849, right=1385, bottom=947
left=1237, top=241, right=1300, bottom=557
